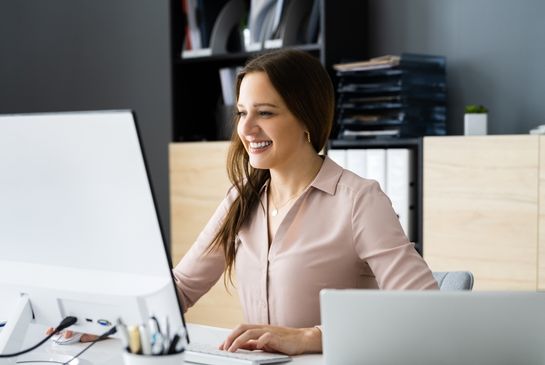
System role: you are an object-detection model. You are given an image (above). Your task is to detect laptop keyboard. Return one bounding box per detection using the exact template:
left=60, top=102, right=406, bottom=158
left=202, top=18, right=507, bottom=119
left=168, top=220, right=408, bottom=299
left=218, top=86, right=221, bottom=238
left=185, top=342, right=292, bottom=365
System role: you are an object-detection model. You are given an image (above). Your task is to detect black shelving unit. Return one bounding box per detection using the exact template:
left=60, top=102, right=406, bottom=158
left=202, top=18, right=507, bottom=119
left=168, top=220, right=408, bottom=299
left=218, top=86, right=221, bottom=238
left=328, top=138, right=424, bottom=254
left=169, top=0, right=369, bottom=142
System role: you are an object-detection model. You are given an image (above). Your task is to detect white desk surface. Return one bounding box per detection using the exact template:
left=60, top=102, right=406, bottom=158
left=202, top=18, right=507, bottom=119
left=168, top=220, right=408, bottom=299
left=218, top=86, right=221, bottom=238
left=14, top=323, right=323, bottom=364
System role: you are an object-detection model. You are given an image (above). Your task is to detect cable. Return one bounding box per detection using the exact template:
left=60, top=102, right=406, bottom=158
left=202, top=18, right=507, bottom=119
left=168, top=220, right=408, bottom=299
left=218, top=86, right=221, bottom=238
left=60, top=326, right=117, bottom=365
left=15, top=326, right=117, bottom=365
left=0, top=316, right=78, bottom=358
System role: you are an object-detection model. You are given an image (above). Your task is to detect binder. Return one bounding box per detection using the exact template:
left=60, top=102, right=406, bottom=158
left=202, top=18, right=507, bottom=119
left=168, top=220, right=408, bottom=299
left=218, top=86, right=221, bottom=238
left=270, top=0, right=286, bottom=38
left=386, top=149, right=414, bottom=240
left=249, top=0, right=277, bottom=43
left=263, top=0, right=316, bottom=48
left=184, top=0, right=203, bottom=50
left=218, top=67, right=237, bottom=105
left=346, top=149, right=367, bottom=178
left=365, top=149, right=386, bottom=190
left=182, top=0, right=246, bottom=58
left=195, top=0, right=230, bottom=49
left=305, top=0, right=320, bottom=43
left=327, top=149, right=347, bottom=168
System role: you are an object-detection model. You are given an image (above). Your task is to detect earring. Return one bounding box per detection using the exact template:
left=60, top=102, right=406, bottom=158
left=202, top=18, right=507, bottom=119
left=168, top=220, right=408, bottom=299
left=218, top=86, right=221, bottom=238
left=305, top=131, right=311, bottom=143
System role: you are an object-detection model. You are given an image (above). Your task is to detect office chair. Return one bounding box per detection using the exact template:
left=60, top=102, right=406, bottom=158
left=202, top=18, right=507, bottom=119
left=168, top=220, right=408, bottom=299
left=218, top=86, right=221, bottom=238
left=432, top=271, right=474, bottom=290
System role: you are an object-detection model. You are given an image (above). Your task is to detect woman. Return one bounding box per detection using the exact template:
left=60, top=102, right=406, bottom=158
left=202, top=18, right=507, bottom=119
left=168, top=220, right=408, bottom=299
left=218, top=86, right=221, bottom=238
left=172, top=49, right=438, bottom=356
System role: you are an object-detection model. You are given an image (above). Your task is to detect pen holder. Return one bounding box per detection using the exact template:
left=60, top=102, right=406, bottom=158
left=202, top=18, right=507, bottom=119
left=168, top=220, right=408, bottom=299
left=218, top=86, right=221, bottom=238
left=122, top=351, right=185, bottom=365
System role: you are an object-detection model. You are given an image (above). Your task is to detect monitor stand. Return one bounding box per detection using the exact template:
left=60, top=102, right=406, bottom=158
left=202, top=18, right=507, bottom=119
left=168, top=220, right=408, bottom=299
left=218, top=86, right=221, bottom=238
left=0, top=294, right=32, bottom=358
left=0, top=295, right=93, bottom=365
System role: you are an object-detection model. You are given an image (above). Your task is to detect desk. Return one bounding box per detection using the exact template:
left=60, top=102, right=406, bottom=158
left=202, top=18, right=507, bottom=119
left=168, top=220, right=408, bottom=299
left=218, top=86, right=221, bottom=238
left=14, top=323, right=323, bottom=364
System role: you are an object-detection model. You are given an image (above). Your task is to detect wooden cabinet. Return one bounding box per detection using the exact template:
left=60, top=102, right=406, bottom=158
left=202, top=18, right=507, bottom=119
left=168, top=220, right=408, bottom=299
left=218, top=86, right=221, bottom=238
left=169, top=141, right=244, bottom=328
left=539, top=142, right=545, bottom=289
left=423, top=135, right=545, bottom=290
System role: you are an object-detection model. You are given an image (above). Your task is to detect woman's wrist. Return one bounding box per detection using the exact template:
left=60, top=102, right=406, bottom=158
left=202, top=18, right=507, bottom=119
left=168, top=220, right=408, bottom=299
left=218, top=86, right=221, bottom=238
left=300, top=326, right=322, bottom=353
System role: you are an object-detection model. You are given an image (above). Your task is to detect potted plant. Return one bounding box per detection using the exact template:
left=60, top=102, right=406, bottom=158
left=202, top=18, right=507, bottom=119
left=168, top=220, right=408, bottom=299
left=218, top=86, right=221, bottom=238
left=464, top=104, right=488, bottom=136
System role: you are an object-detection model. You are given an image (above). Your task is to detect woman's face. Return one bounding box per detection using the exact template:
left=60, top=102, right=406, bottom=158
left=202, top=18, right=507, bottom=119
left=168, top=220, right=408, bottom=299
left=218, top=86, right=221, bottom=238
left=236, top=71, right=310, bottom=170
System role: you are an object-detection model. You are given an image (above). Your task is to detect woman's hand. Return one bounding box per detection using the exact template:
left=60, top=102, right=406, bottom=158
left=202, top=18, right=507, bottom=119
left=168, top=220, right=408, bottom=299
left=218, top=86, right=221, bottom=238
left=219, top=324, right=322, bottom=355
left=45, top=327, right=98, bottom=342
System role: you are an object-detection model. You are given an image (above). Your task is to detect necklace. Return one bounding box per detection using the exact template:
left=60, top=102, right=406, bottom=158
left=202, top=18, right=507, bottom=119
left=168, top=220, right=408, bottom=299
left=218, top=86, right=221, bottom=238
left=269, top=188, right=306, bottom=217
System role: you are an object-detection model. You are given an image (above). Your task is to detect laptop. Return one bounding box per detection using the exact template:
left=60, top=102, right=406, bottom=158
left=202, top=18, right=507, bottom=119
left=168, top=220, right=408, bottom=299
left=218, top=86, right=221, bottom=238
left=320, top=289, right=545, bottom=365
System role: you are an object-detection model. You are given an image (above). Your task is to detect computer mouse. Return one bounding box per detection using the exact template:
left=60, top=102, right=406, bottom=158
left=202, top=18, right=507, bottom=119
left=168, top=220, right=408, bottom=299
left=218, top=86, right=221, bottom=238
left=51, top=332, right=83, bottom=345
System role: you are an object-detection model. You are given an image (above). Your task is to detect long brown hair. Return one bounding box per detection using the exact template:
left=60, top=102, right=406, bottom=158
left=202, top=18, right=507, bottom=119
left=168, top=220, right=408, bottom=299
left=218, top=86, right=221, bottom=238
left=208, top=49, right=335, bottom=281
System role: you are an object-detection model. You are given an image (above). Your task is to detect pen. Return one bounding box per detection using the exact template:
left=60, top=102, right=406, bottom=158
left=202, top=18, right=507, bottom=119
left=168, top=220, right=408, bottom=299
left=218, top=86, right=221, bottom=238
left=116, top=319, right=130, bottom=352
left=149, top=317, right=164, bottom=355
left=150, top=316, right=161, bottom=335
left=175, top=327, right=188, bottom=353
left=151, top=333, right=164, bottom=355
left=163, top=316, right=170, bottom=353
left=128, top=325, right=142, bottom=354
left=167, top=334, right=180, bottom=354
left=139, top=324, right=152, bottom=355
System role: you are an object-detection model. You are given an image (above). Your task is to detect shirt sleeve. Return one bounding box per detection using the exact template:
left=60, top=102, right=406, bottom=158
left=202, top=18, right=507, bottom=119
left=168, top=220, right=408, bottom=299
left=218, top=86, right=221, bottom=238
left=352, top=181, right=438, bottom=290
left=172, top=189, right=237, bottom=310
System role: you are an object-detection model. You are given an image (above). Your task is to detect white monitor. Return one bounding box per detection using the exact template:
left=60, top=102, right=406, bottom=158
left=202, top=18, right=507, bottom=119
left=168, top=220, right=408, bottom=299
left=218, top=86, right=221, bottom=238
left=0, top=110, right=185, bottom=358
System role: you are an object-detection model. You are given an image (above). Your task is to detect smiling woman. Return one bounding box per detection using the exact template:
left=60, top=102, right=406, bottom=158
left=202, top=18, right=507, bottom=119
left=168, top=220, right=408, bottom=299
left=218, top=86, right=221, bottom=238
left=172, top=49, right=438, bottom=356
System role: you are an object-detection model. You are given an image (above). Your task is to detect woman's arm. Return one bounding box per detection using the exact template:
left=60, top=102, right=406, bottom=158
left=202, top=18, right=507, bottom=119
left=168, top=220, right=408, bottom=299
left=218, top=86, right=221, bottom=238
left=172, top=191, right=236, bottom=309
left=352, top=181, right=438, bottom=290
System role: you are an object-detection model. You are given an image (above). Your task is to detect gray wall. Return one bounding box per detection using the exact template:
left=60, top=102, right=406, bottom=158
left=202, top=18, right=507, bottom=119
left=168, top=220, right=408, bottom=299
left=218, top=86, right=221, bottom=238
left=2, top=0, right=544, bottom=241
left=0, top=1, right=172, bottom=240
left=368, top=0, right=545, bottom=135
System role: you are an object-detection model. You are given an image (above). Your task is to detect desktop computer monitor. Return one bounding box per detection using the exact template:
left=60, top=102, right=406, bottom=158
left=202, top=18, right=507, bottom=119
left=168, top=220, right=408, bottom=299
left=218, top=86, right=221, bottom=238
left=0, top=110, right=185, bottom=358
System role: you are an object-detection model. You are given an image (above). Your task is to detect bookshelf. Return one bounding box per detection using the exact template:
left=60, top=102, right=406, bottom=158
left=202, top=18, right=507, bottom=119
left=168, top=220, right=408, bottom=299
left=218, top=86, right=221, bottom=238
left=169, top=0, right=369, bottom=142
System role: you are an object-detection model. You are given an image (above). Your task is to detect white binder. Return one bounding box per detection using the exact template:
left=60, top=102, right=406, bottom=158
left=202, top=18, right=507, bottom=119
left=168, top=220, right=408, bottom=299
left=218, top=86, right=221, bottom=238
left=327, top=149, right=347, bottom=168
left=346, top=149, right=367, bottom=178
left=386, top=148, right=414, bottom=239
left=365, top=149, right=387, bottom=191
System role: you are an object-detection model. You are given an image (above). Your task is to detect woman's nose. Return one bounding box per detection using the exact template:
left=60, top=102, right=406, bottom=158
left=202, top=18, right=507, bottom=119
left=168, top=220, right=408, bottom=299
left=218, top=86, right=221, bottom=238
left=238, top=113, right=258, bottom=135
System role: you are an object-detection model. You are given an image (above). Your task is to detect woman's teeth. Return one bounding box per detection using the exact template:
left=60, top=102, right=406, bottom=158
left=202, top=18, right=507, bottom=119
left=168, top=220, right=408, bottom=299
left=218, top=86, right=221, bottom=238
left=250, top=141, right=272, bottom=149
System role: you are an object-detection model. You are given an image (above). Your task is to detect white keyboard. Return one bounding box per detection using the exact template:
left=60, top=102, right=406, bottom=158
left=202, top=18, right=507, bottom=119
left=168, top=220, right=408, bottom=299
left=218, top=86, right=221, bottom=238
left=185, top=342, right=292, bottom=365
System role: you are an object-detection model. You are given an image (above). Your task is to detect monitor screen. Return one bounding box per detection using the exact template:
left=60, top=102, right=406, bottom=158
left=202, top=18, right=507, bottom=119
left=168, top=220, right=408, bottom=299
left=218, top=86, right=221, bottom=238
left=0, top=110, right=185, bottom=354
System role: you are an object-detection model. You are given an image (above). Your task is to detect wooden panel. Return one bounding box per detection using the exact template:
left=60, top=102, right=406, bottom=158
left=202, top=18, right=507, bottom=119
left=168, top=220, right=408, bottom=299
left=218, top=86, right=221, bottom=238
left=169, top=141, right=244, bottom=328
left=539, top=136, right=545, bottom=290
left=423, top=136, right=539, bottom=290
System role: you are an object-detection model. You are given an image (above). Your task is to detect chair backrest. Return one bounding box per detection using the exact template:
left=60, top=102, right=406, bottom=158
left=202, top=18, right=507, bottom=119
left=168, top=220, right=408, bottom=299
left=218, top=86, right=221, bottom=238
left=432, top=271, right=474, bottom=290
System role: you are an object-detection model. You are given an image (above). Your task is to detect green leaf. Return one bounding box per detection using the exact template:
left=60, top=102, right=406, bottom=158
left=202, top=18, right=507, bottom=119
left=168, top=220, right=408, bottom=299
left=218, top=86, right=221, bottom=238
left=465, top=104, right=488, bottom=113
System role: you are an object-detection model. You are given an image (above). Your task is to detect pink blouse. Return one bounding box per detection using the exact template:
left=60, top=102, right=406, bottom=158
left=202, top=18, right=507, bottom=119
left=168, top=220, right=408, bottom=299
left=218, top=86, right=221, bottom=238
left=173, top=156, right=438, bottom=328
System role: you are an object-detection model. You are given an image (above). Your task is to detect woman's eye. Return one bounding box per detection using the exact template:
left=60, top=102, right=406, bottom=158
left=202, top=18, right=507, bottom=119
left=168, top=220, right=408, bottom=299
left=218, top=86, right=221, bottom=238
left=237, top=111, right=247, bottom=117
left=259, top=111, right=273, bottom=117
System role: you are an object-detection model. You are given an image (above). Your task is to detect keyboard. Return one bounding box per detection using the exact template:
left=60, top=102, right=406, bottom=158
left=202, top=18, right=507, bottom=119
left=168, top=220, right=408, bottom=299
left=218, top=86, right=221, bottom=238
left=185, top=342, right=292, bottom=365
